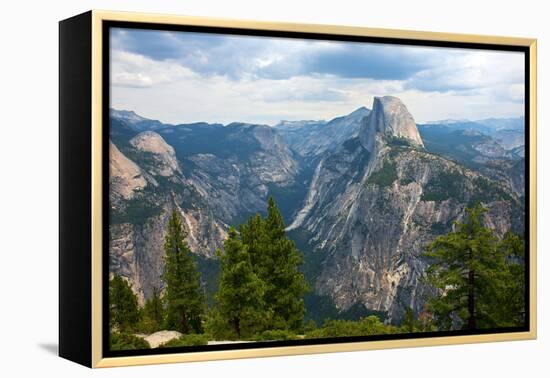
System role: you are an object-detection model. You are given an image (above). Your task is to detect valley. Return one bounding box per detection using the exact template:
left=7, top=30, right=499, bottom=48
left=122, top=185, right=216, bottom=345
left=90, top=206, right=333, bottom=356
left=108, top=96, right=525, bottom=324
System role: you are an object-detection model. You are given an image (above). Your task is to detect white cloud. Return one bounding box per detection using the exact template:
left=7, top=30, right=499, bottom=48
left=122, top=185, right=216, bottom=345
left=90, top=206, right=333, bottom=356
left=110, top=37, right=526, bottom=124
left=111, top=51, right=196, bottom=88
left=405, top=49, right=524, bottom=93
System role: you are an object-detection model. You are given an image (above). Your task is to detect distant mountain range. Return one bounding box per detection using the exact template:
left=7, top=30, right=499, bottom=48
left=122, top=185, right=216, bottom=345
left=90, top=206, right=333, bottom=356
left=425, top=116, right=524, bottom=130
left=109, top=98, right=524, bottom=324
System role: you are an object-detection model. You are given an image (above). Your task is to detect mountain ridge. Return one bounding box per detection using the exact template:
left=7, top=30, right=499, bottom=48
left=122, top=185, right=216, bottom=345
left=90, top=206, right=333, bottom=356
left=108, top=99, right=524, bottom=321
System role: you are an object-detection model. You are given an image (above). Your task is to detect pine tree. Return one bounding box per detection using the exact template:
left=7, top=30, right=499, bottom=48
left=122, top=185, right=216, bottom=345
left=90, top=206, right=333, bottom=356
left=493, top=232, right=526, bottom=326
left=162, top=209, right=205, bottom=334
left=142, top=287, right=165, bottom=332
left=401, top=308, right=418, bottom=333
left=109, top=274, right=140, bottom=332
left=240, top=213, right=269, bottom=274
left=215, top=228, right=266, bottom=339
left=240, top=197, right=309, bottom=332
left=424, top=204, right=525, bottom=330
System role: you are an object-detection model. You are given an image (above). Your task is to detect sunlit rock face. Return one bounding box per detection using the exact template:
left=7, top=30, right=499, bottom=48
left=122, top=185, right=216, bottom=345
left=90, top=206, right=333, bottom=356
left=359, top=96, right=424, bottom=153
left=108, top=100, right=523, bottom=323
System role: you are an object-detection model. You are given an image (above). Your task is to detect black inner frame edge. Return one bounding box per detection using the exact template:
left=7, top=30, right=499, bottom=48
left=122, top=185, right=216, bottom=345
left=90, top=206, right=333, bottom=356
left=101, top=20, right=531, bottom=359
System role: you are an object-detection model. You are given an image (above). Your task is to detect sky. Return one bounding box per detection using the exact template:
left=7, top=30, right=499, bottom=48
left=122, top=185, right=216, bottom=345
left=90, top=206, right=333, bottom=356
left=110, top=28, right=525, bottom=125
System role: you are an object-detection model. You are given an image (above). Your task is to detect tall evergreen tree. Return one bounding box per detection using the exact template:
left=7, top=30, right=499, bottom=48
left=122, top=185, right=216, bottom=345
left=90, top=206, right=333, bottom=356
left=215, top=228, right=266, bottom=339
left=109, top=274, right=140, bottom=332
left=424, top=204, right=525, bottom=330
left=493, top=232, right=526, bottom=326
left=162, top=209, right=205, bottom=334
left=240, top=197, right=308, bottom=331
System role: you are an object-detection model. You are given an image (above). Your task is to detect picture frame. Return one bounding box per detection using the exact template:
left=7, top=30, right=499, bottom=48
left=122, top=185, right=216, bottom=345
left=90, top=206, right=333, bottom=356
left=59, top=10, right=537, bottom=368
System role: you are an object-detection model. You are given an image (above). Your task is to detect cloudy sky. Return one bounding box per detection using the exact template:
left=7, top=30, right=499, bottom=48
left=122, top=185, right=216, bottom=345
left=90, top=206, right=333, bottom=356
left=110, top=28, right=525, bottom=125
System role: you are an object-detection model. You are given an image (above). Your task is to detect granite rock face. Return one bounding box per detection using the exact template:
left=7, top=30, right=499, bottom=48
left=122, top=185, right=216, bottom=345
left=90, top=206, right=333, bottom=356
left=130, top=131, right=181, bottom=177
left=288, top=97, right=522, bottom=322
left=109, top=140, right=147, bottom=200
left=295, top=145, right=520, bottom=322
left=108, top=118, right=300, bottom=303
left=107, top=100, right=523, bottom=323
left=276, top=107, right=370, bottom=158
left=359, top=96, right=424, bottom=153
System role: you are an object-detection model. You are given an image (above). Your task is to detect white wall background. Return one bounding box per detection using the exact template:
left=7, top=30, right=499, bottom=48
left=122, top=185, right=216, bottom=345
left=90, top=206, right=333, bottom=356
left=0, top=0, right=547, bottom=376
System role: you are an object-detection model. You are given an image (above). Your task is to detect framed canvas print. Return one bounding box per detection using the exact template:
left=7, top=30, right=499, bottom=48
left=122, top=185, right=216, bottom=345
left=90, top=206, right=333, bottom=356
left=59, top=10, right=537, bottom=368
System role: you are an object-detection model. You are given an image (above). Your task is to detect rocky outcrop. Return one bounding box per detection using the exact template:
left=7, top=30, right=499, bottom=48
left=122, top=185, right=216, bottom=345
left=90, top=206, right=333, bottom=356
left=359, top=96, right=424, bottom=153
left=130, top=131, right=181, bottom=176
left=109, top=140, right=147, bottom=200
left=276, top=107, right=370, bottom=158
left=310, top=146, right=519, bottom=322
left=108, top=118, right=300, bottom=302
left=109, top=104, right=523, bottom=323
left=141, top=330, right=183, bottom=348
left=289, top=97, right=521, bottom=322
left=177, top=123, right=300, bottom=223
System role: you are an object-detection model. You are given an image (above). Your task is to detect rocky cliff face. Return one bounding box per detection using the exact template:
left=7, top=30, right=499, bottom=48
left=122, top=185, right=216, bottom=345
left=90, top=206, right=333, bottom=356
left=169, top=122, right=300, bottom=224
left=108, top=101, right=523, bottom=322
left=108, top=118, right=300, bottom=302
left=109, top=140, right=147, bottom=200
left=359, top=96, right=423, bottom=153
left=288, top=97, right=522, bottom=322
left=418, top=125, right=525, bottom=196
left=276, top=107, right=370, bottom=158
left=129, top=131, right=181, bottom=177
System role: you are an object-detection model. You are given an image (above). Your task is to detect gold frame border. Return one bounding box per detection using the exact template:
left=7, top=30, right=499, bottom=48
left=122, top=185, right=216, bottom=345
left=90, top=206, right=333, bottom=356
left=90, top=9, right=537, bottom=368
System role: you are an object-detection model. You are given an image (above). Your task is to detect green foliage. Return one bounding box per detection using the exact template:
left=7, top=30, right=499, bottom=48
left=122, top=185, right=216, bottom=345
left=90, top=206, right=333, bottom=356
left=110, top=195, right=163, bottom=225
left=305, top=316, right=397, bottom=338
left=158, top=333, right=208, bottom=348
left=204, top=308, right=241, bottom=341
left=252, top=329, right=298, bottom=341
left=109, top=274, right=140, bottom=332
left=387, top=136, right=415, bottom=148
left=493, top=232, right=526, bottom=327
left=194, top=255, right=221, bottom=307
left=110, top=332, right=150, bottom=351
left=367, top=160, right=397, bottom=187
left=469, top=177, right=513, bottom=205
left=424, top=204, right=525, bottom=330
left=421, top=168, right=512, bottom=205
left=397, top=308, right=437, bottom=333
left=401, top=308, right=418, bottom=333
left=304, top=319, right=318, bottom=333
left=136, top=287, right=165, bottom=334
left=162, top=210, right=206, bottom=334
left=239, top=197, right=309, bottom=332
left=303, top=293, right=384, bottom=326
left=207, top=197, right=308, bottom=340
left=214, top=228, right=267, bottom=339
left=421, top=169, right=466, bottom=202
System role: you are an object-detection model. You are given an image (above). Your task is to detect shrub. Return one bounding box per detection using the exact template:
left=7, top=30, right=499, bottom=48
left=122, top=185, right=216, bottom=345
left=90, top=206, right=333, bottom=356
left=135, top=316, right=161, bottom=335
left=158, top=334, right=208, bottom=348
left=251, top=329, right=298, bottom=341
left=204, top=309, right=239, bottom=341
left=421, top=169, right=465, bottom=202
left=305, top=316, right=397, bottom=339
left=367, top=160, right=397, bottom=187
left=110, top=332, right=150, bottom=351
